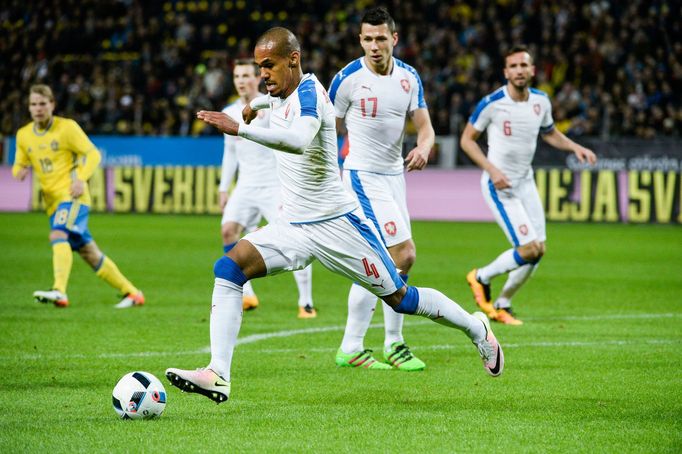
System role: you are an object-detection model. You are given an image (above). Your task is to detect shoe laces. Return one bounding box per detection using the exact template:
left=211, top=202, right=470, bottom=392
left=476, top=339, right=493, bottom=362
left=389, top=343, right=414, bottom=361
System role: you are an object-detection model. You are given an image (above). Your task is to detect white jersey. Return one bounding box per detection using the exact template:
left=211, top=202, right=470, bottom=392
left=330, top=57, right=426, bottom=174
left=267, top=74, right=357, bottom=223
left=470, top=86, right=554, bottom=180
left=220, top=99, right=279, bottom=191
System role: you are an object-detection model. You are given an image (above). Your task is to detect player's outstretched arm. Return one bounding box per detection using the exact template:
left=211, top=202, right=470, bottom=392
left=197, top=110, right=320, bottom=155
left=197, top=111, right=240, bottom=136
left=404, top=108, right=435, bottom=172
left=239, top=116, right=320, bottom=155
left=460, top=123, right=511, bottom=189
left=541, top=128, right=597, bottom=165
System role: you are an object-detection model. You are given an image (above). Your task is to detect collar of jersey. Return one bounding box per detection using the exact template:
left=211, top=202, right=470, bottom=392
left=32, top=118, right=54, bottom=136
left=361, top=56, right=395, bottom=77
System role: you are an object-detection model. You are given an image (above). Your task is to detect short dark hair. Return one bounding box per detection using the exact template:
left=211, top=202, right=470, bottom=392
left=233, top=59, right=259, bottom=75
left=361, top=7, right=396, bottom=33
left=255, top=27, right=300, bottom=58
left=505, top=45, right=532, bottom=62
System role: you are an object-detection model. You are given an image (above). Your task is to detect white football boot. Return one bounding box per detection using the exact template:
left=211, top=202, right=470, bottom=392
left=472, top=311, right=504, bottom=377
left=165, top=367, right=230, bottom=404
left=33, top=289, right=69, bottom=308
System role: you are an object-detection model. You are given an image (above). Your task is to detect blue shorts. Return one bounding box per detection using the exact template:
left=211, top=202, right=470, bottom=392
left=49, top=202, right=93, bottom=250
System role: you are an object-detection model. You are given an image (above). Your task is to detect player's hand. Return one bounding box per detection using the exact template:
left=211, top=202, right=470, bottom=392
left=219, top=192, right=228, bottom=209
left=404, top=145, right=431, bottom=172
left=242, top=104, right=257, bottom=124
left=574, top=145, right=597, bottom=165
left=197, top=111, right=239, bottom=136
left=489, top=167, right=512, bottom=189
left=14, top=167, right=30, bottom=181
left=70, top=179, right=85, bottom=198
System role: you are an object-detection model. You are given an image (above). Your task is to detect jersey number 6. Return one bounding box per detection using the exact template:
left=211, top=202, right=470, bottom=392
left=503, top=120, right=512, bottom=136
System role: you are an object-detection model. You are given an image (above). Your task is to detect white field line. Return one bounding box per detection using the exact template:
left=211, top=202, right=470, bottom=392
left=3, top=313, right=681, bottom=362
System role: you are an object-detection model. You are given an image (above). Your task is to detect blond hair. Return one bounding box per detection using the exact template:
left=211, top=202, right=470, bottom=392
left=29, top=84, right=55, bottom=102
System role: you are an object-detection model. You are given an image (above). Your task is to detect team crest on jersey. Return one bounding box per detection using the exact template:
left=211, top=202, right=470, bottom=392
left=519, top=224, right=528, bottom=235
left=384, top=221, right=397, bottom=236
left=533, top=104, right=541, bottom=116
left=257, top=110, right=265, bottom=119
left=51, top=140, right=59, bottom=151
left=400, top=79, right=410, bottom=93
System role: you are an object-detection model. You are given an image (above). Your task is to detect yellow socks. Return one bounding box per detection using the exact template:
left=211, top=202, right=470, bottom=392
left=52, top=240, right=73, bottom=293
left=95, top=256, right=138, bottom=295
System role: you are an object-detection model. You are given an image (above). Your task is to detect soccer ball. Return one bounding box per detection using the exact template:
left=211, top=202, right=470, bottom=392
left=112, top=371, right=167, bottom=420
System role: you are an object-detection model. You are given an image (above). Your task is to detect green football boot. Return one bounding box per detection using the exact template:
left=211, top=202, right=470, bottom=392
left=383, top=342, right=426, bottom=371
left=335, top=348, right=392, bottom=370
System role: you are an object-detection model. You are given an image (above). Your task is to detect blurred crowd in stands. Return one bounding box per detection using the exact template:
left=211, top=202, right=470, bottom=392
left=1, top=0, right=679, bottom=139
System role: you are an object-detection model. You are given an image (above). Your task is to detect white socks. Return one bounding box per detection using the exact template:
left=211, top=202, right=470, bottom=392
left=207, top=278, right=243, bottom=381
left=414, top=287, right=486, bottom=343
left=478, top=248, right=522, bottom=284
left=293, top=264, right=313, bottom=308
left=495, top=263, right=536, bottom=309
left=382, top=302, right=404, bottom=349
left=242, top=280, right=255, bottom=297
left=340, top=284, right=376, bottom=354
left=340, top=284, right=407, bottom=354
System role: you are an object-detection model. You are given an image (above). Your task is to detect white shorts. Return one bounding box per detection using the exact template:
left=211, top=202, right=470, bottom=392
left=342, top=169, right=411, bottom=248
left=481, top=172, right=546, bottom=246
left=242, top=209, right=404, bottom=297
left=221, top=184, right=281, bottom=231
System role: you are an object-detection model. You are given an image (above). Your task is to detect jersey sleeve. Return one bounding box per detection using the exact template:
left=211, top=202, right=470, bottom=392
left=219, top=134, right=238, bottom=192
left=329, top=71, right=351, bottom=118
left=298, top=79, right=318, bottom=119
left=469, top=97, right=494, bottom=132
left=408, top=71, right=427, bottom=112
left=540, top=98, right=555, bottom=134
left=66, top=120, right=101, bottom=180
left=12, top=131, right=31, bottom=177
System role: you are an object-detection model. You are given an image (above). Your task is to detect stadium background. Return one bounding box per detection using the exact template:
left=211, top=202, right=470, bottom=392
left=0, top=3, right=681, bottom=452
left=1, top=0, right=680, bottom=223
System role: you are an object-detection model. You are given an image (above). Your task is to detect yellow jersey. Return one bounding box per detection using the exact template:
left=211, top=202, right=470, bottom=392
left=13, top=116, right=101, bottom=215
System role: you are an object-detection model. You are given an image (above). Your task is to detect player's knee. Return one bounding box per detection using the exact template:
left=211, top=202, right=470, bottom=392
left=400, top=249, right=416, bottom=271
left=221, top=222, right=242, bottom=243
left=391, top=285, right=419, bottom=314
left=392, top=242, right=416, bottom=271
left=518, top=241, right=543, bottom=264
left=49, top=230, right=68, bottom=242
left=213, top=255, right=248, bottom=286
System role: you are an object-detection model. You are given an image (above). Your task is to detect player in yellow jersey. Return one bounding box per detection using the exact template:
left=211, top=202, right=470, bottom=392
left=12, top=84, right=144, bottom=309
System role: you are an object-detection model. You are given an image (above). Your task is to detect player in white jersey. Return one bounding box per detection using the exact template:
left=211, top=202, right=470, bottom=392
left=219, top=59, right=316, bottom=318
left=328, top=7, right=435, bottom=371
left=460, top=45, right=596, bottom=325
left=166, top=27, right=504, bottom=404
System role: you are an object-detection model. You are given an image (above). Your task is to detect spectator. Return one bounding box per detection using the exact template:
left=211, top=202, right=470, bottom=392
left=0, top=0, right=679, bottom=140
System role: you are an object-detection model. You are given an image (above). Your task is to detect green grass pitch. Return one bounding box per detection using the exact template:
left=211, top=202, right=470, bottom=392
left=0, top=212, right=680, bottom=453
